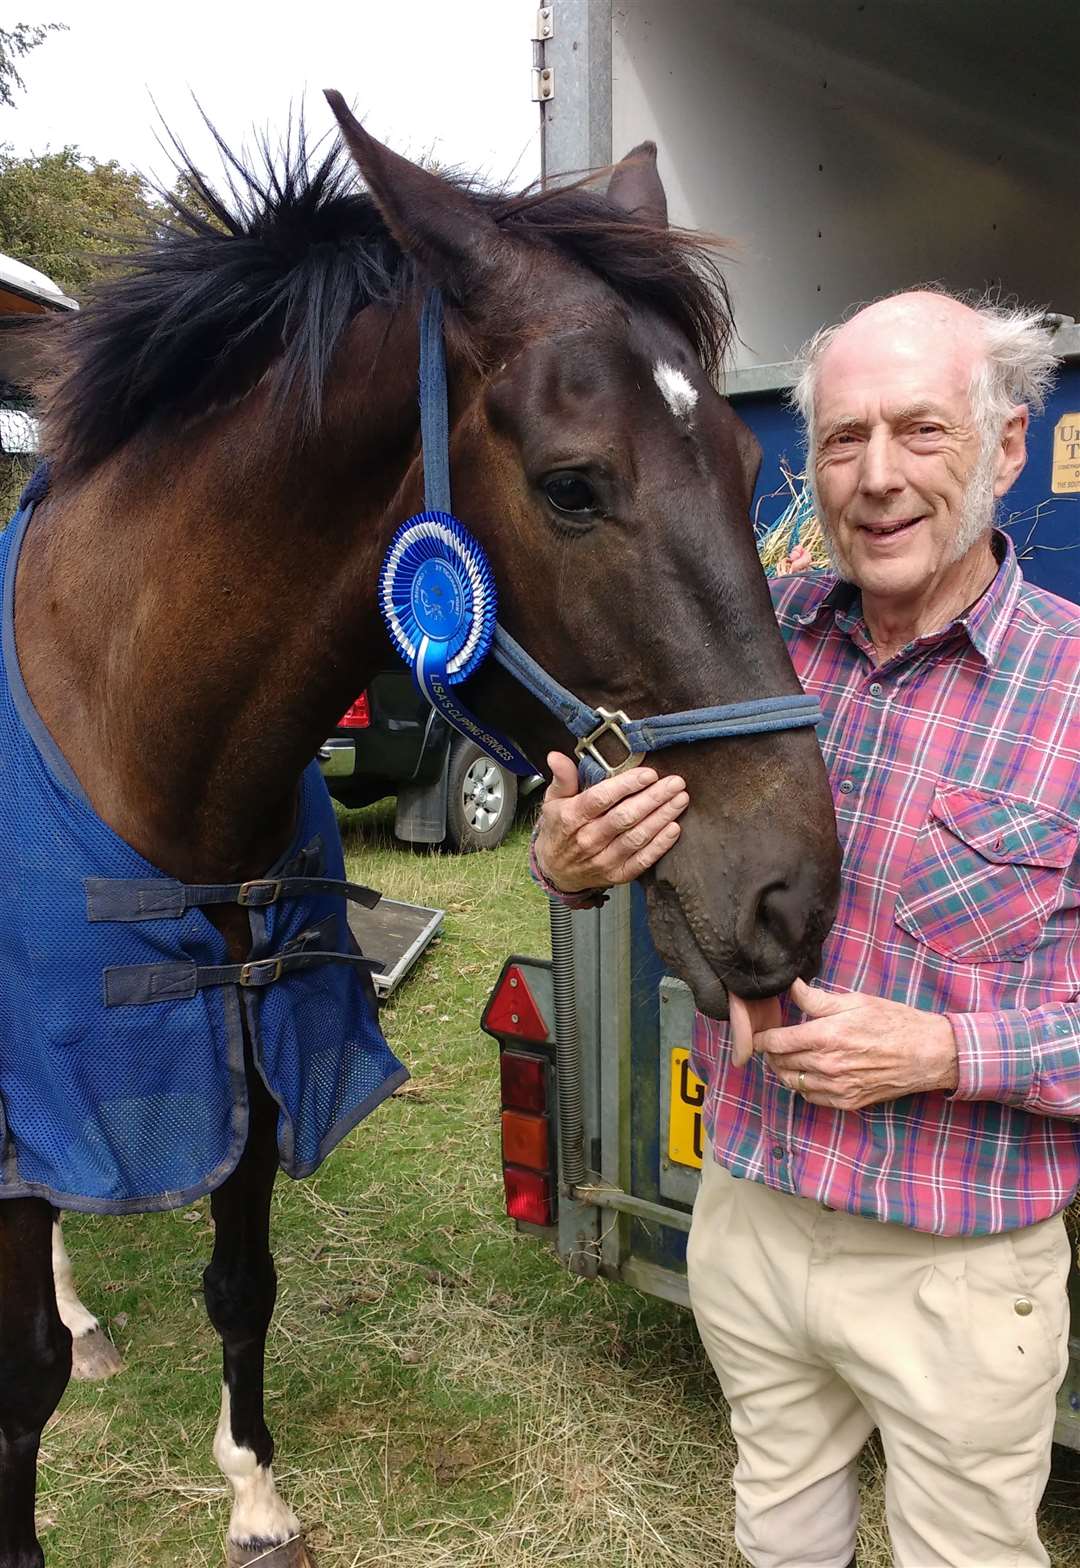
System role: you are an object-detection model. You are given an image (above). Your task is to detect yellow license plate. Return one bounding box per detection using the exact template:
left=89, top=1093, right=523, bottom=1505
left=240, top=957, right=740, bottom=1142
left=667, top=1047, right=706, bottom=1169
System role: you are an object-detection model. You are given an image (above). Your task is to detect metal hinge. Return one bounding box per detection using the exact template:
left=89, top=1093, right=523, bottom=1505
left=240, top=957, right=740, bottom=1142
left=532, top=6, right=554, bottom=41
left=531, top=65, right=555, bottom=102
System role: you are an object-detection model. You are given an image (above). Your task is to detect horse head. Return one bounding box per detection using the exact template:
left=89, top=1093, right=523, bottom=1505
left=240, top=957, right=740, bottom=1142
left=326, top=95, right=840, bottom=1019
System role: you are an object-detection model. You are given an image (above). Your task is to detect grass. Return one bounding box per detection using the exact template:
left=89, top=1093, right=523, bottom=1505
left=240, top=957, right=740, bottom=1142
left=43, top=803, right=1080, bottom=1565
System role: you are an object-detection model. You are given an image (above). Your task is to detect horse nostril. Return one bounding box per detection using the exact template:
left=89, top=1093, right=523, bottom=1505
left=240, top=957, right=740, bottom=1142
left=750, top=880, right=803, bottom=959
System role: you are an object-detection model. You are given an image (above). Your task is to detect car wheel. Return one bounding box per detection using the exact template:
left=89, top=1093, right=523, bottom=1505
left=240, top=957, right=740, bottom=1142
left=444, top=739, right=518, bottom=852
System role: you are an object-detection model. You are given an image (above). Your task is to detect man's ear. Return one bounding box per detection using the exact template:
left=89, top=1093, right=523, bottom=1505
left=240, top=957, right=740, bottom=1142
left=993, top=405, right=1029, bottom=497
left=607, top=140, right=668, bottom=226
left=325, top=89, right=508, bottom=301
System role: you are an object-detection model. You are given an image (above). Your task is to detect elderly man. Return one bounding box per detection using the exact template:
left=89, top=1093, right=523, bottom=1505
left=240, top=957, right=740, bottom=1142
left=532, top=290, right=1079, bottom=1568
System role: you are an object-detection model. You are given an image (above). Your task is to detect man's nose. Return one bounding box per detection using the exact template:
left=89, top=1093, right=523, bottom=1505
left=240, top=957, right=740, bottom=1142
left=858, top=428, right=903, bottom=497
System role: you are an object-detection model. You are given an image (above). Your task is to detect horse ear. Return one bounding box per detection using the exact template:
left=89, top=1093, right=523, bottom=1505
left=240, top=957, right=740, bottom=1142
left=607, top=141, right=668, bottom=226
left=324, top=90, right=504, bottom=298
left=732, top=416, right=763, bottom=509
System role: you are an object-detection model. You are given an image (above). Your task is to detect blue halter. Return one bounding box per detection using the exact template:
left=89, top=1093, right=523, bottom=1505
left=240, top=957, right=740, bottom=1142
left=380, top=289, right=822, bottom=787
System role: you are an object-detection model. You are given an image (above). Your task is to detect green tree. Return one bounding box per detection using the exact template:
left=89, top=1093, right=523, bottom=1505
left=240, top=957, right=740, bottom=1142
left=0, top=145, right=157, bottom=297
left=0, top=21, right=64, bottom=109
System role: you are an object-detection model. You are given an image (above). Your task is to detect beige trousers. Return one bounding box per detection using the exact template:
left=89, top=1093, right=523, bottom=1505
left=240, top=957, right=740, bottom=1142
left=686, top=1145, right=1071, bottom=1568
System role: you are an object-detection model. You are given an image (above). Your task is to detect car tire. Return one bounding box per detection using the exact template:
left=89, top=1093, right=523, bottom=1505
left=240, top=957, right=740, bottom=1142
left=444, top=738, right=518, bottom=853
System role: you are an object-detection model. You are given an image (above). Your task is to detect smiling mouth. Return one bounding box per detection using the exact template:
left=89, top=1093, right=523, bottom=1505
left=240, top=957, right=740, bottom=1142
left=859, top=516, right=923, bottom=539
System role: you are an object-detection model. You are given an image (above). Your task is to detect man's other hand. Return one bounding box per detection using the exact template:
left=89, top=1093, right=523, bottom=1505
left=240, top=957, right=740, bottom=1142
left=533, top=752, right=689, bottom=894
left=754, top=978, right=960, bottom=1109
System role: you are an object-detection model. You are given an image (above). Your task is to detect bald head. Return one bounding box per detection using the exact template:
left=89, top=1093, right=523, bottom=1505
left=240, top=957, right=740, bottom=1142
left=831, top=289, right=986, bottom=348
left=793, top=289, right=1056, bottom=457
left=816, top=292, right=986, bottom=432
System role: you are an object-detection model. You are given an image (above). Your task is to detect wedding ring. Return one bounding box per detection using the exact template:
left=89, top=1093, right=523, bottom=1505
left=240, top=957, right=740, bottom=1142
left=797, top=1070, right=807, bottom=1094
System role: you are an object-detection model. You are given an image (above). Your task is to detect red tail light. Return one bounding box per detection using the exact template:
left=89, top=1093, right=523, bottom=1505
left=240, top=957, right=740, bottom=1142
left=338, top=692, right=371, bottom=729
left=500, top=1050, right=548, bottom=1114
left=504, top=1166, right=554, bottom=1226
left=484, top=959, right=557, bottom=1227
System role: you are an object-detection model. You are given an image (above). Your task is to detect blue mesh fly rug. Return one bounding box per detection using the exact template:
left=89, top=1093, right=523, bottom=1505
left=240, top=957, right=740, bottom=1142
left=0, top=483, right=407, bottom=1213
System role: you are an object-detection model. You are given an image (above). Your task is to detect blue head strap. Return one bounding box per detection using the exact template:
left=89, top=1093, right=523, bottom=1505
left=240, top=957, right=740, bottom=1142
left=386, top=288, right=822, bottom=787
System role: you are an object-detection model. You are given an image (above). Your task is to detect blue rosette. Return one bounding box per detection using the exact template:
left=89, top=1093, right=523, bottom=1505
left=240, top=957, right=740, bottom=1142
left=379, top=511, right=537, bottom=776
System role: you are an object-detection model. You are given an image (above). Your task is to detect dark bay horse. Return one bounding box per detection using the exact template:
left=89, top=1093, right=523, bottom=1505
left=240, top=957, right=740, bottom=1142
left=0, top=94, right=839, bottom=1566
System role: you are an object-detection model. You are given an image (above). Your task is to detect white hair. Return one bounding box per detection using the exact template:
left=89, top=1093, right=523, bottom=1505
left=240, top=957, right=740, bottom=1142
left=791, top=288, right=1059, bottom=459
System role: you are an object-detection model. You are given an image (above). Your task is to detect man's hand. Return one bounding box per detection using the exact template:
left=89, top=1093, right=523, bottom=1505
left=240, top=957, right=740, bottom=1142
left=753, top=978, right=959, bottom=1110
left=533, top=752, right=689, bottom=894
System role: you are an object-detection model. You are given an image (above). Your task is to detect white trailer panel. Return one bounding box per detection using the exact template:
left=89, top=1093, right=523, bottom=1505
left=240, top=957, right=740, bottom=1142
left=542, top=0, right=1080, bottom=367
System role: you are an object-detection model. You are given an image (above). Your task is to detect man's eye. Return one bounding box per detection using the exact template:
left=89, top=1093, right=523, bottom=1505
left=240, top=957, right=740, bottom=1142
left=543, top=472, right=598, bottom=515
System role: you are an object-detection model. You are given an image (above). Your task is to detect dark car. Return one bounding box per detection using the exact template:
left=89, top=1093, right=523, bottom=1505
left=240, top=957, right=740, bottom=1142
left=318, top=670, right=536, bottom=851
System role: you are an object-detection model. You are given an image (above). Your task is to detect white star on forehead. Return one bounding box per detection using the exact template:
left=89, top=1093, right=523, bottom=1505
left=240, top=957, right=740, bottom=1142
left=653, top=360, right=698, bottom=423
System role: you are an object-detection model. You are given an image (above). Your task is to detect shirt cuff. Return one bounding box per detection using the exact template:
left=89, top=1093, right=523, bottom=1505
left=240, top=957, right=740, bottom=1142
left=947, top=1008, right=1039, bottom=1106
left=528, top=825, right=607, bottom=910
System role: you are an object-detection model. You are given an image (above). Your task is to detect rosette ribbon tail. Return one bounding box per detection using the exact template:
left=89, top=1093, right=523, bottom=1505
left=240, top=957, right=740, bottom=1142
left=414, top=633, right=539, bottom=778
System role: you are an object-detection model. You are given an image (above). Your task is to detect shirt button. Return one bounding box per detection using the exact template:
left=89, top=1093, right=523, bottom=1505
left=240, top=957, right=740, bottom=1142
left=771, top=1144, right=787, bottom=1160
left=869, top=681, right=883, bottom=697
left=838, top=779, right=855, bottom=794
left=1014, top=1297, right=1034, bottom=1317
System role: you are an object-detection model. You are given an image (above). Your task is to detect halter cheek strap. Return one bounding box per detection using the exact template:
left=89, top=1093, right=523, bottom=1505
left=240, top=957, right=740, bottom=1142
left=383, top=288, right=822, bottom=787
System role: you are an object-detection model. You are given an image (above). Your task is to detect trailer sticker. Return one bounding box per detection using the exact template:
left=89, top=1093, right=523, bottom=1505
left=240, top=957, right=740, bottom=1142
left=667, top=1048, right=706, bottom=1169
left=1051, top=413, right=1080, bottom=494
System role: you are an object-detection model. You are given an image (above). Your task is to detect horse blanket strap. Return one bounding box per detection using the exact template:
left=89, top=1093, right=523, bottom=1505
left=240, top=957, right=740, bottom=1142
left=105, top=950, right=377, bottom=1007
left=85, top=874, right=381, bottom=922
left=0, top=491, right=408, bottom=1214
left=392, top=289, right=825, bottom=787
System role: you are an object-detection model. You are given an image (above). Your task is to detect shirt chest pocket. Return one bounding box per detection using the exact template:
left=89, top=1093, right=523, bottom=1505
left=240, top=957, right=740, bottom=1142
left=894, top=789, right=1078, bottom=962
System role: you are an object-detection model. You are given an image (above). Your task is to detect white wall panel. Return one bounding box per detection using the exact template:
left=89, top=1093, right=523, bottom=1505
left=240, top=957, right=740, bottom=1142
left=606, top=0, right=1080, bottom=368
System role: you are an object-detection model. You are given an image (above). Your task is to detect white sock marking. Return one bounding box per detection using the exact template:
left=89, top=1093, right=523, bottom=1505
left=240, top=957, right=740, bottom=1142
left=653, top=360, right=698, bottom=423
left=214, top=1384, right=300, bottom=1545
left=52, top=1219, right=100, bottom=1339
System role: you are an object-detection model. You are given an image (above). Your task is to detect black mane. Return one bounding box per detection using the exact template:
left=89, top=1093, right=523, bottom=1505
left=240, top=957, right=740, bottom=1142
left=36, top=131, right=735, bottom=478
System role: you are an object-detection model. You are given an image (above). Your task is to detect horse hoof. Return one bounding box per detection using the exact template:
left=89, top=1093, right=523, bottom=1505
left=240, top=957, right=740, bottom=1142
left=69, top=1324, right=124, bottom=1381
left=226, top=1537, right=316, bottom=1568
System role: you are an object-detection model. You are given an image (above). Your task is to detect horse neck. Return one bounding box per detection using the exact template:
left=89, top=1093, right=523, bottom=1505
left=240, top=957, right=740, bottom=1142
left=16, top=307, right=432, bottom=884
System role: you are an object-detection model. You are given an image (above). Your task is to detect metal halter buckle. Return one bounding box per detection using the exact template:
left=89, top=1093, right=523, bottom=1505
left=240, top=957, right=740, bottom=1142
left=237, top=879, right=282, bottom=907
left=239, top=957, right=284, bottom=987
left=574, top=708, right=647, bottom=778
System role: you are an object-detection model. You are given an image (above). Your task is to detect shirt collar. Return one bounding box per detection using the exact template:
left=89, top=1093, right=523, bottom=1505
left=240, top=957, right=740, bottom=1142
left=793, top=530, right=1021, bottom=669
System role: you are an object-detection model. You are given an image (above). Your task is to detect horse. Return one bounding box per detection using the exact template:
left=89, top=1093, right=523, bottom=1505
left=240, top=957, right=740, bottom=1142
left=0, top=93, right=840, bottom=1567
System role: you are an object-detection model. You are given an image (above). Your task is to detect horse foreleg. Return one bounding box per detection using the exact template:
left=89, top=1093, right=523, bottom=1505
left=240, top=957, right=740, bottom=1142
left=0, top=1198, right=71, bottom=1568
left=50, top=1216, right=122, bottom=1382
left=203, top=1076, right=314, bottom=1568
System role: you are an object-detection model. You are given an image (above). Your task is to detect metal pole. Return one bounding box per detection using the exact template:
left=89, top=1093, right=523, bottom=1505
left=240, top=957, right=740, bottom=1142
left=548, top=898, right=587, bottom=1188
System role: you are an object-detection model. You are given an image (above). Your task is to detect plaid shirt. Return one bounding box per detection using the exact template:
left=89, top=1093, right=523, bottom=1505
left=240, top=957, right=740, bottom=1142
left=691, top=534, right=1080, bottom=1235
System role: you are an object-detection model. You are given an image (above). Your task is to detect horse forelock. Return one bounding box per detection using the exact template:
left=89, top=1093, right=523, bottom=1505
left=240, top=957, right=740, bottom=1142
left=32, top=125, right=735, bottom=481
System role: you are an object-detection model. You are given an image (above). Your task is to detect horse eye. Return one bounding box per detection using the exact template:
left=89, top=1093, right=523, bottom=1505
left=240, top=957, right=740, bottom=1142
left=543, top=472, right=598, bottom=516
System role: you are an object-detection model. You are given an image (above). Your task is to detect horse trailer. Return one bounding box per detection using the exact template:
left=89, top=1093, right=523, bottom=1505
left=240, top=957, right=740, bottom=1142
left=491, top=0, right=1080, bottom=1452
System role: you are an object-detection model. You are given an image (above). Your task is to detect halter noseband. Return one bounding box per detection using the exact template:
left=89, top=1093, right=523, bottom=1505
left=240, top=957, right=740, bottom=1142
left=380, top=289, right=821, bottom=787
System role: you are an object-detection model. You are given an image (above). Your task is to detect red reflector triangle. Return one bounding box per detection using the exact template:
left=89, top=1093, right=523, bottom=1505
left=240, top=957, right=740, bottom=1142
left=485, top=964, right=549, bottom=1042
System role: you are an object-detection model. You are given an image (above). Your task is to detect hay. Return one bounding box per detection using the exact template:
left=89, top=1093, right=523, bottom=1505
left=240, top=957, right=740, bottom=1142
left=754, top=460, right=829, bottom=576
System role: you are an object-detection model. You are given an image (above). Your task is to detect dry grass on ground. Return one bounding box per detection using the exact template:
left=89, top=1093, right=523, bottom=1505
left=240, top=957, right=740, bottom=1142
left=41, top=804, right=1080, bottom=1565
